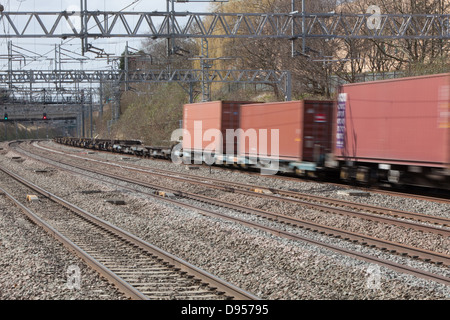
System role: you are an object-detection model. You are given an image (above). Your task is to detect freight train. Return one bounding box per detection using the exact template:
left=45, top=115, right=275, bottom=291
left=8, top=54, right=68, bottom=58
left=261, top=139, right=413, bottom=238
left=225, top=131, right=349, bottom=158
left=55, top=73, right=450, bottom=191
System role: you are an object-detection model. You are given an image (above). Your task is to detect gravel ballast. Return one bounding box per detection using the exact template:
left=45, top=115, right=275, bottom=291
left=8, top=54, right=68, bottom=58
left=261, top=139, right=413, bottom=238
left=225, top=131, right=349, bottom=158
left=0, top=140, right=448, bottom=300
left=0, top=187, right=127, bottom=300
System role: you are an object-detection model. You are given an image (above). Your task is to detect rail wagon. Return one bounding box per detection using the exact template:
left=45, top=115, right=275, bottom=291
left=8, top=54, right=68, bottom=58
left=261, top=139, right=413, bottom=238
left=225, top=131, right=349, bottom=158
left=181, top=101, right=255, bottom=164
left=238, top=100, right=334, bottom=174
left=329, top=73, right=450, bottom=189
left=55, top=73, right=450, bottom=191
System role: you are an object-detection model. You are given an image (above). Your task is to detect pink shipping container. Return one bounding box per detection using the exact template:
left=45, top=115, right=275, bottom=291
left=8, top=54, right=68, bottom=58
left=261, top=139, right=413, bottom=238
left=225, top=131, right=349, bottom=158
left=238, top=100, right=334, bottom=164
left=334, top=74, right=450, bottom=169
left=182, top=101, right=253, bottom=154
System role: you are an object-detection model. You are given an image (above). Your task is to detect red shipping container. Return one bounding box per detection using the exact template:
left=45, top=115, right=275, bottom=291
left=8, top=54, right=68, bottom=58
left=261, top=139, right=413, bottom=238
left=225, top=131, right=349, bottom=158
left=239, top=100, right=334, bottom=162
left=334, top=74, right=450, bottom=168
left=182, top=101, right=253, bottom=154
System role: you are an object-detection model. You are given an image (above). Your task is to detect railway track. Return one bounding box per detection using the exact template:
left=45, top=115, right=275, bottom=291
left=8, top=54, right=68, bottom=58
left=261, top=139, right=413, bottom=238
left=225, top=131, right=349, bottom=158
left=55, top=137, right=450, bottom=203
left=8, top=141, right=450, bottom=286
left=35, top=141, right=450, bottom=231
left=0, top=163, right=259, bottom=300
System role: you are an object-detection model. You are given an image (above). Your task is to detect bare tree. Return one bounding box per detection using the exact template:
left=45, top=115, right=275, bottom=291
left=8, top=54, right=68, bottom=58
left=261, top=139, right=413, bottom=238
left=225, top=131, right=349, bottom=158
left=337, top=0, right=450, bottom=79
left=209, top=0, right=343, bottom=99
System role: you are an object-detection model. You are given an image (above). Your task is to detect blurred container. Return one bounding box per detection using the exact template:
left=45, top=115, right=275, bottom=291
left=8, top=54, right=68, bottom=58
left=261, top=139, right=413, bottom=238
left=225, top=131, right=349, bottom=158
left=182, top=101, right=253, bottom=154
left=334, top=73, right=450, bottom=169
left=239, top=100, right=334, bottom=163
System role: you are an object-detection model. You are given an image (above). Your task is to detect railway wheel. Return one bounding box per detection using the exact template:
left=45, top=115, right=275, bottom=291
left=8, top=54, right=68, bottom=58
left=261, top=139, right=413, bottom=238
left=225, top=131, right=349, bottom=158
left=340, top=167, right=350, bottom=181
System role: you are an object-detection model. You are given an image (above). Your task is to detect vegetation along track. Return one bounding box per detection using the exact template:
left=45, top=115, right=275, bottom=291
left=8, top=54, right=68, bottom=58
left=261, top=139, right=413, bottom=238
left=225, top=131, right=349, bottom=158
left=0, top=163, right=259, bottom=300
left=8, top=141, right=450, bottom=286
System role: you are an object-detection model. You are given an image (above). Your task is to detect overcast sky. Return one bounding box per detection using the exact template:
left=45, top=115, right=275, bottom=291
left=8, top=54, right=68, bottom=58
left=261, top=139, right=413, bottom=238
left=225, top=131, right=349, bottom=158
left=9, top=0, right=213, bottom=13
left=0, top=0, right=216, bottom=72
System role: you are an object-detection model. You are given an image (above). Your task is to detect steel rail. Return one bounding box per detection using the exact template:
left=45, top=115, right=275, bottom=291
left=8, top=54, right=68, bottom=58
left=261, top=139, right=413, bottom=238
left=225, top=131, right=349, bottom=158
left=358, top=186, right=450, bottom=205
left=16, top=142, right=450, bottom=269
left=53, top=138, right=450, bottom=205
left=127, top=167, right=450, bottom=226
left=272, top=190, right=450, bottom=225
left=26, top=147, right=450, bottom=266
left=0, top=164, right=259, bottom=300
left=36, top=141, right=450, bottom=234
left=0, top=185, right=149, bottom=300
left=10, top=145, right=450, bottom=287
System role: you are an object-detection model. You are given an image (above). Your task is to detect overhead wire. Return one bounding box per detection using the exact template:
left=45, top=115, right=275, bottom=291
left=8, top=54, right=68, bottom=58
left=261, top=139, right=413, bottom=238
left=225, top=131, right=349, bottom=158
left=18, top=0, right=145, bottom=70
left=2, top=1, right=143, bottom=100
left=4, top=0, right=151, bottom=98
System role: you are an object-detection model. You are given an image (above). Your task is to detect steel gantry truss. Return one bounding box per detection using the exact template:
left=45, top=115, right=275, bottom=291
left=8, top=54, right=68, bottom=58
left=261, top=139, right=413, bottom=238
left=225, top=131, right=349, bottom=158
left=0, top=69, right=288, bottom=85
left=2, top=2, right=450, bottom=141
left=2, top=87, right=94, bottom=105
left=0, top=68, right=292, bottom=101
left=1, top=10, right=450, bottom=41
left=2, top=4, right=450, bottom=125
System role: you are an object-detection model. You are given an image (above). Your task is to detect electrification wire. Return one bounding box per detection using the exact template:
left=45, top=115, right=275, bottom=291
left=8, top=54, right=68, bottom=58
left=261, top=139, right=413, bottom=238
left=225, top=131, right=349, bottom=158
left=1, top=0, right=24, bottom=57
left=18, top=0, right=144, bottom=70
